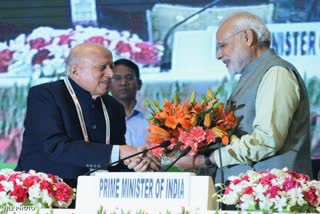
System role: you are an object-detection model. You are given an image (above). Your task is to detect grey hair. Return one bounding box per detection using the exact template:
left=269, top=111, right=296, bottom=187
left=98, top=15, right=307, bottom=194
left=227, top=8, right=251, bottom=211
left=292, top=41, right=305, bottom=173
left=64, top=49, right=77, bottom=76
left=224, top=12, right=271, bottom=47
left=65, top=55, right=71, bottom=76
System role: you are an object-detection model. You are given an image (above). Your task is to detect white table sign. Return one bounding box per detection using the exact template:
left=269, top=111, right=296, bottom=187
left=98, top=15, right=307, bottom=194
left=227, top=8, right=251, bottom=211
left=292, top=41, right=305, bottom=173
left=75, top=172, right=216, bottom=213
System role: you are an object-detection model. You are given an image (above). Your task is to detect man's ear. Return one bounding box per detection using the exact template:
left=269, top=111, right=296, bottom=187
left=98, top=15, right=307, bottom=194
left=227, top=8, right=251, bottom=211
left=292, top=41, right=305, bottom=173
left=70, top=65, right=79, bottom=79
left=244, top=29, right=255, bottom=47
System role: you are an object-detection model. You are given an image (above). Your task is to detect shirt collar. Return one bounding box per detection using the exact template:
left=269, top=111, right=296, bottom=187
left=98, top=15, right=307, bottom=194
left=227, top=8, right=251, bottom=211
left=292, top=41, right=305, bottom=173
left=241, top=48, right=275, bottom=78
left=68, top=77, right=97, bottom=100
left=127, top=103, right=144, bottom=119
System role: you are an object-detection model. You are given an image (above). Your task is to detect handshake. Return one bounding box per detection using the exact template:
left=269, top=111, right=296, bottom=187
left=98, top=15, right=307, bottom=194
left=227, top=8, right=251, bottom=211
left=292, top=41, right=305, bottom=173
left=120, top=141, right=171, bottom=172
left=86, top=141, right=192, bottom=175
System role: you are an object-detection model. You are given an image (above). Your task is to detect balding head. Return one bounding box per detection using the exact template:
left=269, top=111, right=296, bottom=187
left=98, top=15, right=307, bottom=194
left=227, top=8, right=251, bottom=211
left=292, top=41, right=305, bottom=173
left=65, top=43, right=112, bottom=76
left=218, top=12, right=271, bottom=48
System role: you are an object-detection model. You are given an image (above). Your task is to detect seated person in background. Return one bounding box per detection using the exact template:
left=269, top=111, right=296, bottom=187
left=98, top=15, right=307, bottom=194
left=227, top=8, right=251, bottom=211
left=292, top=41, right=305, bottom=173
left=110, top=58, right=149, bottom=147
left=16, top=43, right=159, bottom=189
left=173, top=12, right=313, bottom=182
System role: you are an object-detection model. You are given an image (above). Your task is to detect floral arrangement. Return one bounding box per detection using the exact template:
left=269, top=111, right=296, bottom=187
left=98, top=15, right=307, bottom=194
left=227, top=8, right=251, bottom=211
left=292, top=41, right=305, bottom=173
left=0, top=169, right=75, bottom=209
left=215, top=168, right=320, bottom=213
left=144, top=87, right=238, bottom=157
left=0, top=25, right=163, bottom=78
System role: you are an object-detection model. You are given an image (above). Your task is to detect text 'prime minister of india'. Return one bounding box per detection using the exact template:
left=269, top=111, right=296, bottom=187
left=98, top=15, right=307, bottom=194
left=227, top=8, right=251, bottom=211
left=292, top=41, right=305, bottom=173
left=99, top=178, right=185, bottom=199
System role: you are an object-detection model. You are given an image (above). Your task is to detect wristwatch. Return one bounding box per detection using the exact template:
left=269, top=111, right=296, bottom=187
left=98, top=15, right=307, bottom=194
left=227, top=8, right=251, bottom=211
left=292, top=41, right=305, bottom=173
left=204, top=152, right=215, bottom=168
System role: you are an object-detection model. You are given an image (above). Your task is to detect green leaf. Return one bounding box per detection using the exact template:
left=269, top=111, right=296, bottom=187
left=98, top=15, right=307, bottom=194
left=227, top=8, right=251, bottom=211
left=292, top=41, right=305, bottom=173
left=215, top=86, right=222, bottom=96
left=143, top=98, right=151, bottom=108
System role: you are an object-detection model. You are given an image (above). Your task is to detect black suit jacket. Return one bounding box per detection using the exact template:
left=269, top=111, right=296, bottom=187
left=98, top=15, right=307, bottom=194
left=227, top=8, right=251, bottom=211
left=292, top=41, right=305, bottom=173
left=16, top=78, right=128, bottom=188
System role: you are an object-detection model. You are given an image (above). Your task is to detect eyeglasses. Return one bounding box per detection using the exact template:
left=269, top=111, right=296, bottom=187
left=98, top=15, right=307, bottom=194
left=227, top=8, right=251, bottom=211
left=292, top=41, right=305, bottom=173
left=217, top=30, right=244, bottom=51
left=111, top=74, right=137, bottom=82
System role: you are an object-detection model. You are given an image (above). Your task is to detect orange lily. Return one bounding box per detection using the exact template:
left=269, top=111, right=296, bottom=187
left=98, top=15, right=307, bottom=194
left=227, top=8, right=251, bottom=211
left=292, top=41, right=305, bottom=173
left=148, top=125, right=170, bottom=138
left=211, top=127, right=229, bottom=145
left=203, top=113, right=212, bottom=128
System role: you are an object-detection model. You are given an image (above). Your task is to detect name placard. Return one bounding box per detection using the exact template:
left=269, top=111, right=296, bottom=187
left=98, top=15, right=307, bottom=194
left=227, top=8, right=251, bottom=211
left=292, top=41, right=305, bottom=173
left=75, top=172, right=216, bottom=213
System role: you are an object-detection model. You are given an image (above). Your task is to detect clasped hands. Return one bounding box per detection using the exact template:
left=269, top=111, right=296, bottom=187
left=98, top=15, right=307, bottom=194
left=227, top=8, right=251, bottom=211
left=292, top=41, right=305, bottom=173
left=120, top=144, right=161, bottom=172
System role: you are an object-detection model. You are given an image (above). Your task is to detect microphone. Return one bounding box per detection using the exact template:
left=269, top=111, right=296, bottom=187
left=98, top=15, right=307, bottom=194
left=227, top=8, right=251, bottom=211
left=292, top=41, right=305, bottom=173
left=162, top=146, right=192, bottom=172
left=84, top=140, right=171, bottom=175
left=215, top=136, right=225, bottom=210
left=159, top=0, right=222, bottom=72
left=215, top=137, right=224, bottom=183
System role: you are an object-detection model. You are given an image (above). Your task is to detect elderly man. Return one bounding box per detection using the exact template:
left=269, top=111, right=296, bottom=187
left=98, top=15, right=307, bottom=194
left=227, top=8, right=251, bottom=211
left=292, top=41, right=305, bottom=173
left=174, top=12, right=313, bottom=182
left=16, top=43, right=159, bottom=189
